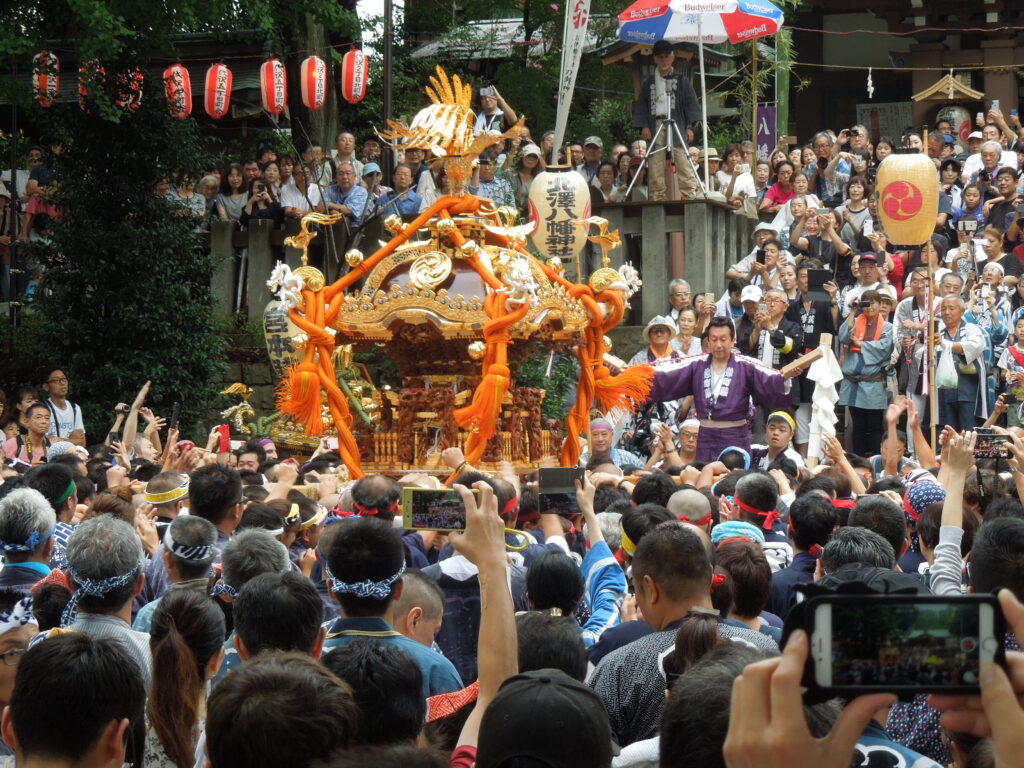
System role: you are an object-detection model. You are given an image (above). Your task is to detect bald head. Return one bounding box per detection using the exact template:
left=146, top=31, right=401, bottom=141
left=667, top=489, right=711, bottom=523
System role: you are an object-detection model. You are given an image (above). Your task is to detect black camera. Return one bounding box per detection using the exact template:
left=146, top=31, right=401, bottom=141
left=817, top=157, right=829, bottom=170
left=756, top=248, right=766, bottom=264
left=848, top=128, right=861, bottom=136
left=852, top=300, right=872, bottom=309
left=114, top=405, right=131, bottom=415
left=979, top=170, right=990, bottom=183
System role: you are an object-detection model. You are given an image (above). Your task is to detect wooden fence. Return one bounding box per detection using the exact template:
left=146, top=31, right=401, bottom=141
left=203, top=199, right=758, bottom=322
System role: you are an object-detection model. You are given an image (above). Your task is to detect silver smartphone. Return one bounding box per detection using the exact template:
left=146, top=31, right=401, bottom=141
left=807, top=594, right=1004, bottom=695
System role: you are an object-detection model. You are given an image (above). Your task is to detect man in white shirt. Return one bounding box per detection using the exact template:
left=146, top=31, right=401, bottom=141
left=280, top=165, right=325, bottom=218
left=842, top=252, right=883, bottom=316
left=961, top=133, right=1017, bottom=182
left=41, top=367, right=85, bottom=446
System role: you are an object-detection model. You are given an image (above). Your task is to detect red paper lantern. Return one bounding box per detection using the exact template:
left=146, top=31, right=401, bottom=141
left=163, top=64, right=192, bottom=119
left=32, top=51, right=59, bottom=107
left=340, top=49, right=369, bottom=104
left=300, top=55, right=327, bottom=111
left=204, top=63, right=232, bottom=119
left=78, top=58, right=105, bottom=112
left=260, top=58, right=287, bottom=115
left=116, top=67, right=144, bottom=113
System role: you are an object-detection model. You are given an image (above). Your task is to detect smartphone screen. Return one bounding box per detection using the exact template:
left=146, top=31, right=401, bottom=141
left=401, top=488, right=473, bottom=532
left=809, top=595, right=1003, bottom=694
left=974, top=428, right=1010, bottom=458
left=538, top=466, right=584, bottom=516
left=327, top=437, right=339, bottom=450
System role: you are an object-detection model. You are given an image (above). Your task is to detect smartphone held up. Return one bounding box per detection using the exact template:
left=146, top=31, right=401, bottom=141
left=801, top=594, right=1006, bottom=697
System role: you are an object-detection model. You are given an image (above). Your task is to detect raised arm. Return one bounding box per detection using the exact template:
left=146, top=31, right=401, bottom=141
left=452, top=481, right=517, bottom=750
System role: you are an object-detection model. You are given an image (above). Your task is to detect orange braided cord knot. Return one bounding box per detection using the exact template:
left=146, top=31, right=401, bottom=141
left=454, top=290, right=530, bottom=466
left=277, top=361, right=326, bottom=434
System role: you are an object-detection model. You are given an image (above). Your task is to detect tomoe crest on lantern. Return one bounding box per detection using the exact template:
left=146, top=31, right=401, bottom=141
left=341, top=49, right=369, bottom=104
left=260, top=58, right=287, bottom=115
left=527, top=167, right=592, bottom=262
left=163, top=64, right=192, bottom=119
left=205, top=63, right=232, bottom=119
left=33, top=51, right=59, bottom=108
left=875, top=152, right=939, bottom=246
left=300, top=56, right=327, bottom=111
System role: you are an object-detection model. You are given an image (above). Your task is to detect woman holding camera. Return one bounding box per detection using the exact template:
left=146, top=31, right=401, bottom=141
left=838, top=289, right=893, bottom=457
left=240, top=178, right=284, bottom=229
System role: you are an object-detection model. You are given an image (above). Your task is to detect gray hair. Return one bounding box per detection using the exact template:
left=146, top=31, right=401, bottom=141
left=669, top=278, right=690, bottom=292
left=812, top=131, right=834, bottom=147
left=667, top=489, right=711, bottom=522
left=822, top=527, right=895, bottom=574
left=0, top=488, right=56, bottom=556
left=199, top=175, right=219, bottom=191
left=66, top=516, right=144, bottom=612
left=166, top=515, right=218, bottom=576
left=585, top=512, right=623, bottom=552
left=940, top=292, right=967, bottom=310
left=981, top=141, right=1002, bottom=155
left=220, top=529, right=290, bottom=591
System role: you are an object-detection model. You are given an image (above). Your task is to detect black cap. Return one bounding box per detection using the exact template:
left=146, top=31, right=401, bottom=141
left=653, top=40, right=674, bottom=55
left=476, top=669, right=616, bottom=768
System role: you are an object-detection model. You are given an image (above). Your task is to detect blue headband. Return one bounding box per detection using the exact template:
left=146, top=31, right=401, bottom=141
left=718, top=446, right=751, bottom=471
left=61, top=566, right=141, bottom=627
left=0, top=526, right=55, bottom=553
left=164, top=528, right=214, bottom=562
left=709, top=520, right=765, bottom=546
left=211, top=582, right=238, bottom=599
left=323, top=561, right=406, bottom=601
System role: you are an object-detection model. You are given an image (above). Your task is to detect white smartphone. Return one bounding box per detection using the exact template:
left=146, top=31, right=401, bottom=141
left=327, top=437, right=339, bottom=450
left=982, top=283, right=991, bottom=298
left=807, top=594, right=1004, bottom=696
left=992, top=99, right=1001, bottom=112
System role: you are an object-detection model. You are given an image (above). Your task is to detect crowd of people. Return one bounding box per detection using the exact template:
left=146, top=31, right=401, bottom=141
left=0, top=365, right=1023, bottom=768
left=10, top=44, right=1024, bottom=768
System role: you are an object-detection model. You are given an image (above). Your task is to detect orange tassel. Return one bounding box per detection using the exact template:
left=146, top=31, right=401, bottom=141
left=594, top=364, right=655, bottom=414
left=454, top=364, right=510, bottom=442
left=276, top=361, right=325, bottom=435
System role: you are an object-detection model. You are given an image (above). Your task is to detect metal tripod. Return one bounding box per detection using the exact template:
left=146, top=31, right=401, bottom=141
left=624, top=117, right=709, bottom=200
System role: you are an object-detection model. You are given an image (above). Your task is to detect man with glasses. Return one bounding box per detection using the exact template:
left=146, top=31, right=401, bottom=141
left=748, top=289, right=803, bottom=418
left=0, top=589, right=39, bottom=757
left=40, top=366, right=85, bottom=446
left=667, top=278, right=692, bottom=321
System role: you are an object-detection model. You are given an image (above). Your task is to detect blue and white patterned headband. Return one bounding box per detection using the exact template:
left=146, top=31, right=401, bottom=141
left=0, top=597, right=37, bottom=635
left=0, top=526, right=55, bottom=553
left=211, top=582, right=237, bottom=599
left=323, top=561, right=406, bottom=601
left=61, top=566, right=142, bottom=628
left=164, top=527, right=214, bottom=562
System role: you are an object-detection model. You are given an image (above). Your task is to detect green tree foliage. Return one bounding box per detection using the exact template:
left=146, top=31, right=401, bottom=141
left=24, top=94, right=226, bottom=439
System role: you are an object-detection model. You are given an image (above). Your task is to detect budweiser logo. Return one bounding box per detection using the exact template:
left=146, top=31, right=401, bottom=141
left=734, top=23, right=768, bottom=39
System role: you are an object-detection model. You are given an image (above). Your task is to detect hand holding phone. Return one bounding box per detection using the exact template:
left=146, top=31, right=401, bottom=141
left=538, top=466, right=585, bottom=516
left=803, top=594, right=1005, bottom=697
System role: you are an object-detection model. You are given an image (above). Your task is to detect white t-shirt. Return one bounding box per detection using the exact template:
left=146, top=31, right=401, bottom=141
left=279, top=182, right=323, bottom=212
left=715, top=169, right=756, bottom=198
left=46, top=399, right=84, bottom=438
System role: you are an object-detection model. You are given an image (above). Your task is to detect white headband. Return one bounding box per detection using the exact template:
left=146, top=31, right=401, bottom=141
left=0, top=597, right=37, bottom=635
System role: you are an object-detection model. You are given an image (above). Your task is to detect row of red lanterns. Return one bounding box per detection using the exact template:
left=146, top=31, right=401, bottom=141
left=30, top=50, right=369, bottom=118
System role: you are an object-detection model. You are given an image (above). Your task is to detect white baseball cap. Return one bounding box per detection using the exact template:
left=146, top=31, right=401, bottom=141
left=740, top=285, right=763, bottom=304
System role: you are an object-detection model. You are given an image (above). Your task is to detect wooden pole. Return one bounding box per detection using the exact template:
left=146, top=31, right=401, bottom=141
left=751, top=41, right=758, bottom=148
left=928, top=246, right=938, bottom=455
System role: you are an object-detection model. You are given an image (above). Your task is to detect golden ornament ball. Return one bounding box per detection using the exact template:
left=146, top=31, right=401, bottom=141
left=603, top=335, right=613, bottom=352
left=384, top=215, right=405, bottom=235
left=436, top=218, right=457, bottom=235
left=345, top=249, right=364, bottom=267
left=548, top=256, right=564, bottom=272
left=467, top=341, right=487, bottom=360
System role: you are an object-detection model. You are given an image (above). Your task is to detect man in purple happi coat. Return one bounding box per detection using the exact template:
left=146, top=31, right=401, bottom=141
left=644, top=316, right=794, bottom=461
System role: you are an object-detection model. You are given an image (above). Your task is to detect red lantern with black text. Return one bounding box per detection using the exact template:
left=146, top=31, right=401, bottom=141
left=340, top=49, right=368, bottom=104
left=163, top=64, right=192, bottom=119
left=78, top=58, right=105, bottom=112
left=116, top=67, right=144, bottom=113
left=33, top=51, right=59, bottom=107
left=260, top=59, right=287, bottom=115
left=205, top=63, right=232, bottom=119
left=300, top=55, right=327, bottom=111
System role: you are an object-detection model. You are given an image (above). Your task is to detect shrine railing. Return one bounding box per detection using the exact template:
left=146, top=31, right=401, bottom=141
left=201, top=198, right=757, bottom=322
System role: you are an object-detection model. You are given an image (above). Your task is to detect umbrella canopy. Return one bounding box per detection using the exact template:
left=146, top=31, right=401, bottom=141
left=618, top=0, right=784, bottom=45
